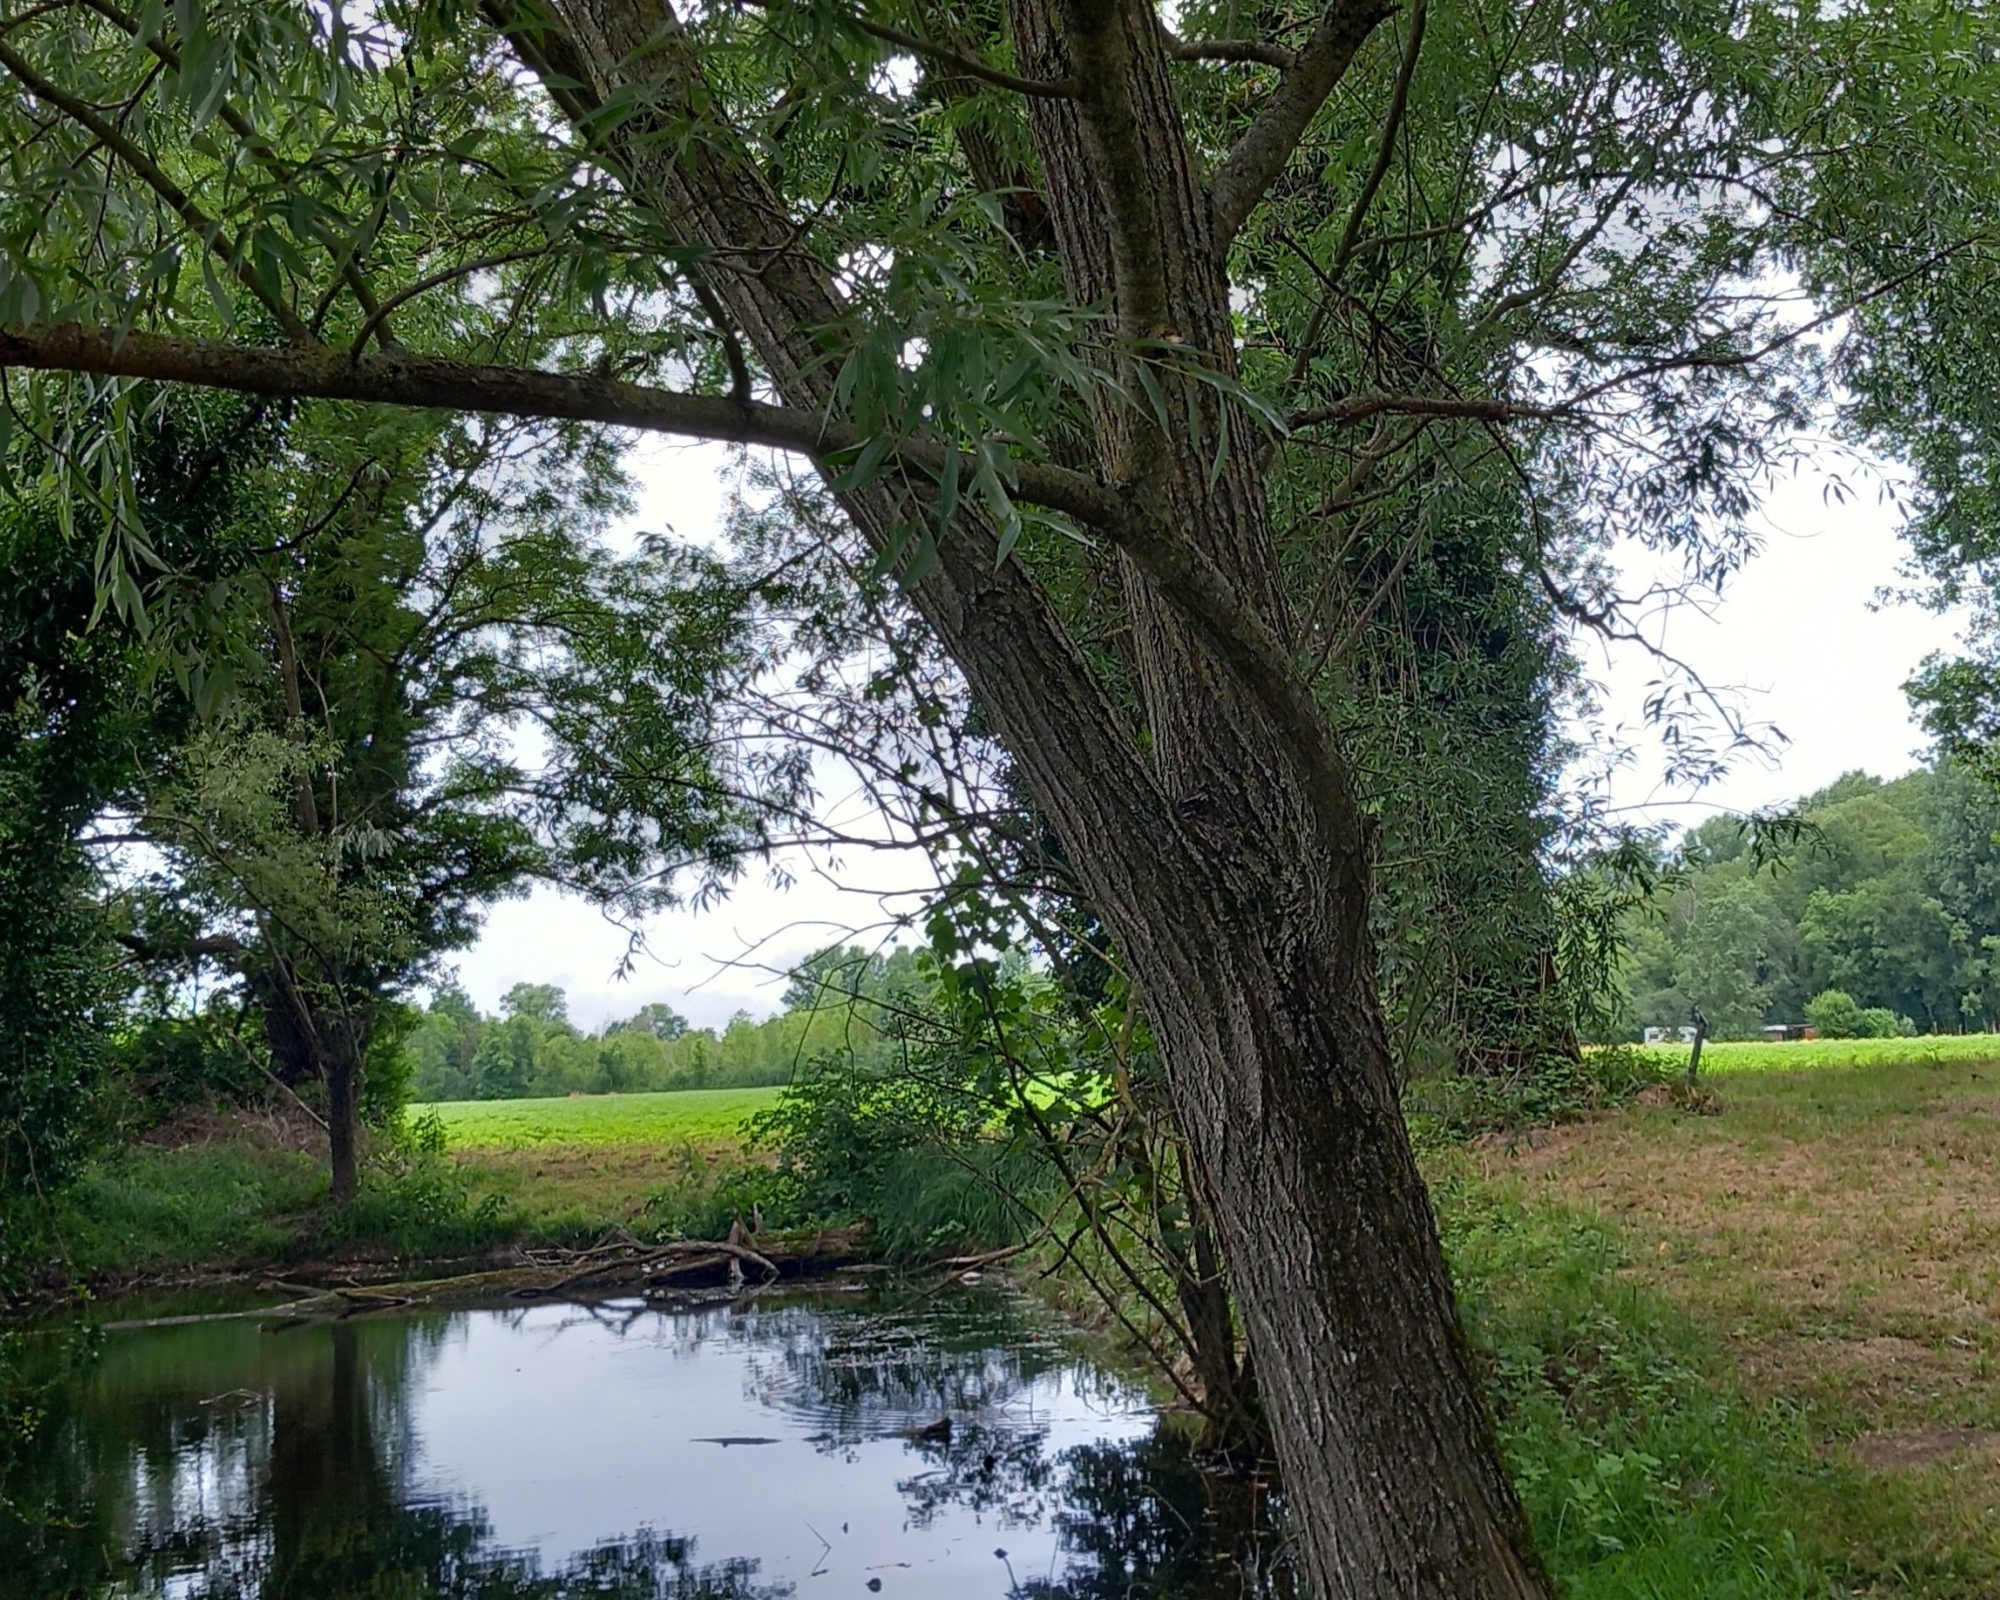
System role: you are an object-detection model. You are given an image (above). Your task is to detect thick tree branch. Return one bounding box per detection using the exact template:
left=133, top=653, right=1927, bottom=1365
left=1061, top=0, right=1170, bottom=340
left=0, top=320, right=1125, bottom=526
left=1208, top=0, right=1393, bottom=246
left=1161, top=30, right=1294, bottom=69
left=116, top=930, right=248, bottom=963
left=1, top=312, right=1352, bottom=855
left=1094, top=488, right=1366, bottom=844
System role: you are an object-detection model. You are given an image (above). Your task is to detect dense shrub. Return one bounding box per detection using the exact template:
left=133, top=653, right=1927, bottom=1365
left=745, top=1050, right=1050, bottom=1261
left=1804, top=989, right=1865, bottom=1039
left=1405, top=1046, right=1665, bottom=1142
left=0, top=846, right=116, bottom=1281
left=110, top=1014, right=259, bottom=1124
left=1856, top=1006, right=1918, bottom=1039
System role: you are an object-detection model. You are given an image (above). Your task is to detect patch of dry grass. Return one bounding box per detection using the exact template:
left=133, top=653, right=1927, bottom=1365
left=1458, top=1056, right=2000, bottom=1557
left=455, top=1140, right=750, bottom=1229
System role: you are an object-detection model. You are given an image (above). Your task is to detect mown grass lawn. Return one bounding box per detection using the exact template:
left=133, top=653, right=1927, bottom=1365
left=411, top=1086, right=782, bottom=1151
left=1454, top=1054, right=2000, bottom=1590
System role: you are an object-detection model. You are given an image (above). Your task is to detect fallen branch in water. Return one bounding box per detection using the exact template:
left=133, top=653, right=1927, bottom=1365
left=91, top=1223, right=872, bottom=1331
left=534, top=1238, right=781, bottom=1296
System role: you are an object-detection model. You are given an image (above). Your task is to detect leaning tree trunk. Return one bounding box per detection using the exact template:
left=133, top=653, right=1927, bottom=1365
left=489, top=2, right=1549, bottom=1592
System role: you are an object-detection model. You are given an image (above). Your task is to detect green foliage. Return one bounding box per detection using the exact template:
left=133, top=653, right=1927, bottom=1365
left=0, top=415, right=235, bottom=1275
left=319, top=1150, right=515, bottom=1260
left=109, top=1011, right=260, bottom=1120
left=1617, top=767, right=2000, bottom=1038
left=48, top=1119, right=519, bottom=1278
left=0, top=1322, right=98, bottom=1524
left=0, top=842, right=116, bottom=1276
left=748, top=1048, right=1049, bottom=1261
left=1857, top=1007, right=1918, bottom=1040
left=1804, top=989, right=1864, bottom=1040
left=1407, top=1048, right=1665, bottom=1144
left=405, top=951, right=928, bottom=1101
left=53, top=1143, right=329, bottom=1277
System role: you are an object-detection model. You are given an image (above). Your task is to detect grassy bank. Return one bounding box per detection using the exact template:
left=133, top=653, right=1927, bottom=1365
left=1454, top=1055, right=2000, bottom=1593
left=28, top=1088, right=782, bottom=1288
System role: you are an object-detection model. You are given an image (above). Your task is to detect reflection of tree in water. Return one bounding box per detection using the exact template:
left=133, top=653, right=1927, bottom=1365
left=10, top=1289, right=1285, bottom=1600
left=731, top=1288, right=1130, bottom=1452
left=893, top=1423, right=1296, bottom=1600
left=1034, top=1432, right=1296, bottom=1600
left=895, top=1418, right=1061, bottom=1528
left=730, top=1287, right=1293, bottom=1597
left=6, top=1316, right=789, bottom=1600
left=116, top=1513, right=790, bottom=1599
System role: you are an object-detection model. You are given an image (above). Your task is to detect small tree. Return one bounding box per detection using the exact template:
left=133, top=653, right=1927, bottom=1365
left=1805, top=989, right=1864, bottom=1040
left=114, top=409, right=787, bottom=1200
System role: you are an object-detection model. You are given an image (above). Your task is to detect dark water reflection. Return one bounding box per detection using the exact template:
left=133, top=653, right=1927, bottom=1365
left=6, top=1285, right=1291, bottom=1598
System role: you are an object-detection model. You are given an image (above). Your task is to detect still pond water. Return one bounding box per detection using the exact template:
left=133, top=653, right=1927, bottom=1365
left=6, top=1283, right=1291, bottom=1598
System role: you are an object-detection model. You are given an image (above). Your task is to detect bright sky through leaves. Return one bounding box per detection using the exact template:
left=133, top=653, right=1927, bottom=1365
left=453, top=437, right=1966, bottom=1032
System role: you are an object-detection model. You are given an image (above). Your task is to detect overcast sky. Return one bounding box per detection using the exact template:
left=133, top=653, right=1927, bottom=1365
left=450, top=439, right=1968, bottom=1031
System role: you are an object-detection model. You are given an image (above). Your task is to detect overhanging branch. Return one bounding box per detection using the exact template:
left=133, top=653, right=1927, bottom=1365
left=2, top=314, right=1355, bottom=846
left=1162, top=30, right=1294, bottom=69
left=1208, top=0, right=1393, bottom=245
left=0, top=321, right=1125, bottom=527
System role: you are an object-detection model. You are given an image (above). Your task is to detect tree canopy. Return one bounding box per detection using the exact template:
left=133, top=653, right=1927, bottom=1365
left=4, top=0, right=2000, bottom=1590
left=1620, top=765, right=2000, bottom=1040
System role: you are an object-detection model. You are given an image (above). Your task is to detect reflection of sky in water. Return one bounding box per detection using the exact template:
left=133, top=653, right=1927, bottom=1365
left=406, top=1297, right=1155, bottom=1594
left=12, top=1287, right=1238, bottom=1600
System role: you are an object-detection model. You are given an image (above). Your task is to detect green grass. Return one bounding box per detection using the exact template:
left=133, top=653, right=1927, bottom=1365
left=44, top=1141, right=527, bottom=1280
left=14, top=1090, right=783, bottom=1289
left=1442, top=1181, right=1990, bottom=1599
left=411, top=1086, right=782, bottom=1150
left=52, top=1144, right=327, bottom=1277
left=1622, top=1032, right=2000, bottom=1076
left=1451, top=1055, right=2000, bottom=1593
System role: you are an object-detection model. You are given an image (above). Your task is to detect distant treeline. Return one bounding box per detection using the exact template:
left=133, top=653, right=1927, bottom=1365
left=407, top=946, right=926, bottom=1101
left=1619, top=765, right=2000, bottom=1040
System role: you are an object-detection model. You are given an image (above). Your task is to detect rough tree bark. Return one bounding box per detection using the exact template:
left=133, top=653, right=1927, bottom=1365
left=480, top=1, right=1550, bottom=1593
left=1167, top=1161, right=1259, bottom=1456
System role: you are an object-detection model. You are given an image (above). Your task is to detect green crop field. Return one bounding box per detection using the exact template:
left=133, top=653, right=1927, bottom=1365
left=1622, top=1032, right=2000, bottom=1075
left=409, top=1086, right=783, bottom=1150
